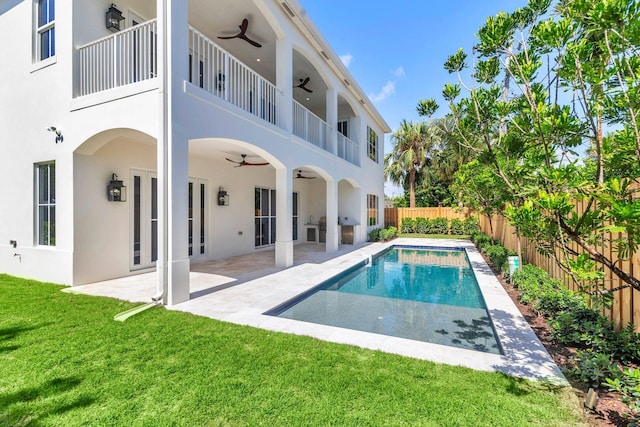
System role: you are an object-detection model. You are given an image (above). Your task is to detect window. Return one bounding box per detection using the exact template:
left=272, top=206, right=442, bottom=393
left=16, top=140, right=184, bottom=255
left=367, top=194, right=378, bottom=226
left=36, top=162, right=55, bottom=246
left=338, top=120, right=348, bottom=137
left=255, top=188, right=298, bottom=247
left=367, top=126, right=378, bottom=162
left=36, top=0, right=55, bottom=61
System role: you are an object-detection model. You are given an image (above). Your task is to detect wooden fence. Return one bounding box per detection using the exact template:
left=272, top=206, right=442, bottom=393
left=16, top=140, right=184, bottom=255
left=479, top=214, right=640, bottom=330
left=384, top=207, right=470, bottom=230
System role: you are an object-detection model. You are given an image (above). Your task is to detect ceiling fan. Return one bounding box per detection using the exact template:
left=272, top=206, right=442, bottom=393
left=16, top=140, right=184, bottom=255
left=294, top=77, right=313, bottom=93
left=218, top=18, right=262, bottom=48
left=225, top=154, right=269, bottom=167
left=295, top=170, right=316, bottom=179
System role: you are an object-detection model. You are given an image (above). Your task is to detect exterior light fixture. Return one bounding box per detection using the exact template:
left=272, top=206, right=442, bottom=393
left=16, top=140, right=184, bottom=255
left=106, top=4, right=124, bottom=32
left=217, top=187, right=229, bottom=206
left=107, top=174, right=127, bottom=202
left=46, top=126, right=63, bottom=143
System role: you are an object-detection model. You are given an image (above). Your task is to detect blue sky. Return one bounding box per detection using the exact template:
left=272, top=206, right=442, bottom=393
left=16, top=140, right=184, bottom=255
left=299, top=0, right=526, bottom=196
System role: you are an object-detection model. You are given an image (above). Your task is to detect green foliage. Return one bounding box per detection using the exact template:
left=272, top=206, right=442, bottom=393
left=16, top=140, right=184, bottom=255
left=472, top=233, right=493, bottom=251
left=568, top=350, right=618, bottom=388
left=368, top=228, right=380, bottom=242
left=378, top=226, right=398, bottom=241
left=401, top=218, right=416, bottom=234
left=449, top=218, right=464, bottom=235
left=606, top=368, right=640, bottom=413
left=463, top=217, right=480, bottom=235
left=415, top=217, right=430, bottom=234
left=484, top=245, right=511, bottom=272
left=440, top=0, right=640, bottom=293
left=430, top=218, right=449, bottom=234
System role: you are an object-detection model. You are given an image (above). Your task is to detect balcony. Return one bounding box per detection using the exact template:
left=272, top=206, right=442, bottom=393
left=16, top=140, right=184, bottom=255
left=77, top=21, right=360, bottom=166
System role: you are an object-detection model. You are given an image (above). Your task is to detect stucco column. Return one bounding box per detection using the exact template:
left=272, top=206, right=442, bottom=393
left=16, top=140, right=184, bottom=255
left=276, top=38, right=293, bottom=133
left=275, top=167, right=293, bottom=267
left=158, top=0, right=190, bottom=306
left=326, top=87, right=337, bottom=154
left=325, top=179, right=339, bottom=252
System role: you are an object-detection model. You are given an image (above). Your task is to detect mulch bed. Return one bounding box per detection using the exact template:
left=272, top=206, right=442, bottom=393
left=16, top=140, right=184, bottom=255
left=490, top=258, right=636, bottom=426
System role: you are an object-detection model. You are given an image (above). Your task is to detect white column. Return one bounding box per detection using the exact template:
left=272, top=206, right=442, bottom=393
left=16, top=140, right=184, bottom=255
left=325, top=179, right=339, bottom=252
left=276, top=38, right=293, bottom=133
left=275, top=167, right=293, bottom=267
left=158, top=0, right=190, bottom=306
left=326, top=87, right=337, bottom=154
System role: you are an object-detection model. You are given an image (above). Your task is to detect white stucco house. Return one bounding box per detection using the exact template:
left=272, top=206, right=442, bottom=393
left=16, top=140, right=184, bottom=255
left=0, top=0, right=390, bottom=305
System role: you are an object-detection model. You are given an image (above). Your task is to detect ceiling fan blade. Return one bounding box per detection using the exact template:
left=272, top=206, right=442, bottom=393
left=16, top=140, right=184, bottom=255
left=243, top=161, right=269, bottom=166
left=302, top=86, right=313, bottom=93
left=239, top=18, right=249, bottom=33
left=217, top=35, right=238, bottom=40
left=301, top=77, right=310, bottom=86
left=240, top=35, right=263, bottom=48
left=225, top=157, right=241, bottom=164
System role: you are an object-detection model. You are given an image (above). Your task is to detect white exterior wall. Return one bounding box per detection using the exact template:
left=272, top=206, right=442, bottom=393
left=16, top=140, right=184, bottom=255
left=0, top=0, right=389, bottom=287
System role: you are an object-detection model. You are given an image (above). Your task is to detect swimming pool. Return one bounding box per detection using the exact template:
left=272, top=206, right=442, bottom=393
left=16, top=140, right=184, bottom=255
left=266, top=246, right=502, bottom=355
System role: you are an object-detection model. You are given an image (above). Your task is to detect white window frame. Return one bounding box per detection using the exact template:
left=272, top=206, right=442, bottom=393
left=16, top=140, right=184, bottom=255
left=367, top=126, right=378, bottom=163
left=35, top=161, right=56, bottom=246
left=367, top=194, right=379, bottom=227
left=34, top=0, right=55, bottom=63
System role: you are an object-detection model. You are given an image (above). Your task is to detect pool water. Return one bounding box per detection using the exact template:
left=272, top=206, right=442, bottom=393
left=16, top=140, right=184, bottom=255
left=267, top=247, right=502, bottom=354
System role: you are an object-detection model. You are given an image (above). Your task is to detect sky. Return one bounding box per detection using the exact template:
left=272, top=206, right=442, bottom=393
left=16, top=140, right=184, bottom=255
left=299, top=0, right=527, bottom=197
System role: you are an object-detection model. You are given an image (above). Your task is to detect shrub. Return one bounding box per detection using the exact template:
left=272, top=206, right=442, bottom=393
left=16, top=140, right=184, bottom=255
left=449, top=218, right=464, bottom=235
left=568, top=350, right=618, bottom=387
left=401, top=218, right=415, bottom=234
left=379, top=226, right=398, bottom=241
left=472, top=233, right=492, bottom=251
left=431, top=217, right=449, bottom=234
left=606, top=368, right=640, bottom=412
left=415, top=217, right=430, bottom=234
left=463, top=217, right=480, bottom=235
left=368, top=228, right=380, bottom=242
left=484, top=244, right=509, bottom=272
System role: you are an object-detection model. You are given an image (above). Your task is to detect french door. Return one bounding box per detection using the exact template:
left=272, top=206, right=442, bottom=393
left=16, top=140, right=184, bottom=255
left=254, top=187, right=298, bottom=247
left=131, top=170, right=207, bottom=270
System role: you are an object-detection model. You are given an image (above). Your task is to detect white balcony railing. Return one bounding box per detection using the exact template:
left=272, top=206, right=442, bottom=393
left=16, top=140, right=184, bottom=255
left=189, top=26, right=282, bottom=128
left=292, top=100, right=331, bottom=152
left=78, top=19, right=158, bottom=96
left=337, top=132, right=360, bottom=166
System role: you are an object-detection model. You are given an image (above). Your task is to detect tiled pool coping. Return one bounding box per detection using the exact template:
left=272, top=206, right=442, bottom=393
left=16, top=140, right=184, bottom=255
left=70, top=238, right=567, bottom=384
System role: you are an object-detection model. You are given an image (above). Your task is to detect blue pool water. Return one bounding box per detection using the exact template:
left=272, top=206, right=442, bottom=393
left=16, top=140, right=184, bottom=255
left=267, top=246, right=502, bottom=354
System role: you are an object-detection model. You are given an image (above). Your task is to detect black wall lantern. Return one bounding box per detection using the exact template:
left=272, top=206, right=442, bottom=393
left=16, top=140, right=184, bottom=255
left=106, top=4, right=124, bottom=32
left=107, top=174, right=127, bottom=202
left=217, top=187, right=229, bottom=206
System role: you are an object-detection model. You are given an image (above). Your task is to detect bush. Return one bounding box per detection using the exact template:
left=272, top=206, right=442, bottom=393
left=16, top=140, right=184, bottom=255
left=449, top=218, right=464, bottom=235
left=368, top=228, right=380, bottom=242
left=606, top=368, right=640, bottom=412
left=484, top=244, right=509, bottom=272
left=379, top=226, right=398, bottom=241
left=401, top=218, right=415, bottom=234
left=463, top=217, right=480, bottom=235
left=568, top=350, right=618, bottom=387
left=472, top=233, right=492, bottom=251
left=415, top=217, right=430, bottom=234
left=431, top=217, right=449, bottom=234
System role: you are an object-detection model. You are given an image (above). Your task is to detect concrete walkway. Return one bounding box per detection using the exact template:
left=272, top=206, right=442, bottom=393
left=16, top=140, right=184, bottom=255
left=67, top=239, right=567, bottom=384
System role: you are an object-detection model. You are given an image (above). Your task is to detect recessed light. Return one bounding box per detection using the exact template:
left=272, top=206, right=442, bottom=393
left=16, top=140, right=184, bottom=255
left=306, top=97, right=310, bottom=101
left=256, top=58, right=261, bottom=62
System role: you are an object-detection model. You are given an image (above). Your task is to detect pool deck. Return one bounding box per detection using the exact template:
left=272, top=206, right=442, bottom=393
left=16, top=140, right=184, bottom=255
left=67, top=238, right=567, bottom=384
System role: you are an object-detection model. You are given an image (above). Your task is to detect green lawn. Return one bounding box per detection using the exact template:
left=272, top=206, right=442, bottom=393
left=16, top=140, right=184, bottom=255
left=0, top=274, right=585, bottom=426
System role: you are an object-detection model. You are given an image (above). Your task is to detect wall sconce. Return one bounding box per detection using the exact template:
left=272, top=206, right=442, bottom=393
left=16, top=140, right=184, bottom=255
left=106, top=4, right=124, bottom=32
left=46, top=126, right=63, bottom=143
left=107, top=174, right=127, bottom=202
left=217, top=187, right=229, bottom=206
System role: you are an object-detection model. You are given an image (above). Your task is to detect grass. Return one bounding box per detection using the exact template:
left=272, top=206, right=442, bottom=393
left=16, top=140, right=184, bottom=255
left=0, top=274, right=586, bottom=426
left=398, top=233, right=471, bottom=239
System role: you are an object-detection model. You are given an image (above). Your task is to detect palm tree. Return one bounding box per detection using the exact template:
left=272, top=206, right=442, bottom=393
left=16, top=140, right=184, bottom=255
left=384, top=120, right=434, bottom=207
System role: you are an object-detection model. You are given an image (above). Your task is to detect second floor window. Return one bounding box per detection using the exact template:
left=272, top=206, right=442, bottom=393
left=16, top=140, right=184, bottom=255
left=367, top=126, right=378, bottom=163
left=37, top=0, right=55, bottom=61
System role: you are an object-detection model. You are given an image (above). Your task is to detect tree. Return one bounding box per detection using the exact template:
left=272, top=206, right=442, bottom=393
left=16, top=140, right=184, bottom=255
left=439, top=0, right=640, bottom=294
left=384, top=120, right=436, bottom=207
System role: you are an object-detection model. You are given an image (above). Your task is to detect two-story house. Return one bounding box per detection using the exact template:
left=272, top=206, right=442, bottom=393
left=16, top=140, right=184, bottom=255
left=0, top=0, right=390, bottom=305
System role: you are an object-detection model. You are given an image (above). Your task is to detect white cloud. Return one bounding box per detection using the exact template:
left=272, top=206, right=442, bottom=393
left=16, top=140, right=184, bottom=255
left=339, top=54, right=353, bottom=68
left=393, top=66, right=405, bottom=78
left=369, top=81, right=396, bottom=103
